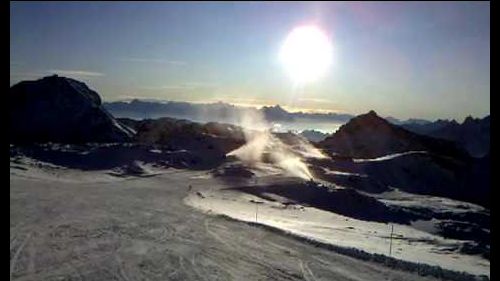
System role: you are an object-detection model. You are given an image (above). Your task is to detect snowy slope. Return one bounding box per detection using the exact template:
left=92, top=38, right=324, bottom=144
left=11, top=161, right=456, bottom=281
left=186, top=178, right=489, bottom=278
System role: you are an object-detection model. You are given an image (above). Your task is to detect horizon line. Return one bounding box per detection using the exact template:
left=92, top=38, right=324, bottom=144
left=102, top=97, right=490, bottom=123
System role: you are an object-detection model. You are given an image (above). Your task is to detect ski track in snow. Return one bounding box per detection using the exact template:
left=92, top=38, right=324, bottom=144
left=10, top=161, right=488, bottom=281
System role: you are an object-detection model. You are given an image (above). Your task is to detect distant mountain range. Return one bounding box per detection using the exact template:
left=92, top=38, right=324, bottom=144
left=385, top=116, right=433, bottom=126
left=104, top=101, right=489, bottom=156
left=299, top=130, right=329, bottom=142
left=401, top=116, right=490, bottom=157
left=103, top=99, right=355, bottom=124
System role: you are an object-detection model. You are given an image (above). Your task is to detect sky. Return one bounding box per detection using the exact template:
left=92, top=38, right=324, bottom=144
left=10, top=1, right=490, bottom=121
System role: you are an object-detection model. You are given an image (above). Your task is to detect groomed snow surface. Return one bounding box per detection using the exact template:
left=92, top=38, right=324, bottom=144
left=186, top=178, right=489, bottom=278
left=11, top=157, right=489, bottom=281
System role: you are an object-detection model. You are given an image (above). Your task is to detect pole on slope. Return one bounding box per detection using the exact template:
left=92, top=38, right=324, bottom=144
left=389, top=224, right=394, bottom=256
left=255, top=202, right=258, bottom=223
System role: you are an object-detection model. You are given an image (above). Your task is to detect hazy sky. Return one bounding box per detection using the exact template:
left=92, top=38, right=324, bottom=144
left=10, top=1, right=490, bottom=121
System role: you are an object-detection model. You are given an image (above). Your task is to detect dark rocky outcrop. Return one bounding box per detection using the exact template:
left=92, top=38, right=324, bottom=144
left=319, top=110, right=469, bottom=160
left=117, top=117, right=246, bottom=155
left=10, top=75, right=133, bottom=143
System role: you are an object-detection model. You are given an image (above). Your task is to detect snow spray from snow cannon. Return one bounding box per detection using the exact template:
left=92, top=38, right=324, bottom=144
left=227, top=109, right=326, bottom=180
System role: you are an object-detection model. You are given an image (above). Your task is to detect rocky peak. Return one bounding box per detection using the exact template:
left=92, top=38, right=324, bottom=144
left=463, top=116, right=478, bottom=125
left=261, top=104, right=293, bottom=121
left=319, top=110, right=468, bottom=159
left=339, top=110, right=392, bottom=133
left=10, top=76, right=133, bottom=143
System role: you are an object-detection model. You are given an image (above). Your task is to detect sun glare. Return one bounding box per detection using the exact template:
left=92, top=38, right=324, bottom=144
left=279, top=25, right=333, bottom=84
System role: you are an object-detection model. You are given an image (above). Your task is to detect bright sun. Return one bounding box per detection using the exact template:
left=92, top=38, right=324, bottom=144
left=279, top=25, right=333, bottom=84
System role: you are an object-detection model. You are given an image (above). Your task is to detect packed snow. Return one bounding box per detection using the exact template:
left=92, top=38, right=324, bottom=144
left=11, top=159, right=459, bottom=281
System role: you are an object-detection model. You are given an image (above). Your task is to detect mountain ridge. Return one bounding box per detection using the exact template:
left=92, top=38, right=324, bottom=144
left=402, top=115, right=490, bottom=157
left=318, top=110, right=470, bottom=160
left=104, top=99, right=355, bottom=124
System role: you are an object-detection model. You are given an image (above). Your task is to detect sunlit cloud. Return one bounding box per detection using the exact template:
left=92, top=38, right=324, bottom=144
left=297, top=97, right=336, bottom=104
left=285, top=107, right=344, bottom=114
left=10, top=70, right=104, bottom=85
left=48, top=69, right=105, bottom=77
left=202, top=96, right=278, bottom=109
left=119, top=57, right=187, bottom=65
left=10, top=72, right=47, bottom=85
left=139, top=82, right=216, bottom=91
left=290, top=97, right=344, bottom=113
left=112, top=95, right=178, bottom=102
left=10, top=72, right=45, bottom=77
